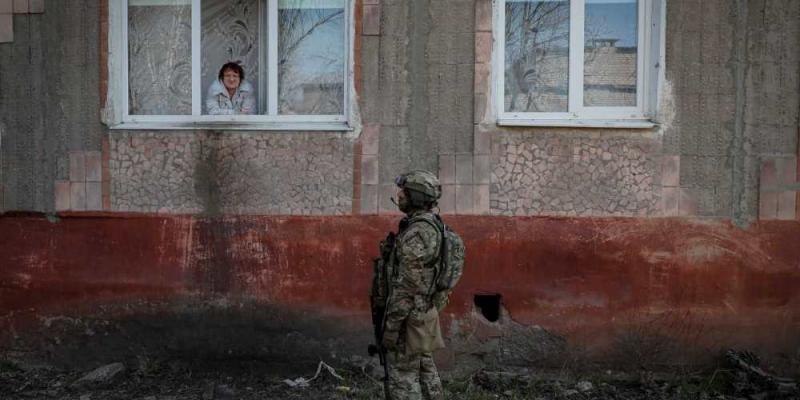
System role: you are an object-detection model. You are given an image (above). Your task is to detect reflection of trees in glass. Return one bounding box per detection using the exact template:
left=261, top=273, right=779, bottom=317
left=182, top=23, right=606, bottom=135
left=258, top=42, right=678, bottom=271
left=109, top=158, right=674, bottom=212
left=505, top=0, right=570, bottom=112
left=202, top=0, right=260, bottom=113
left=128, top=5, right=192, bottom=115
left=278, top=4, right=344, bottom=115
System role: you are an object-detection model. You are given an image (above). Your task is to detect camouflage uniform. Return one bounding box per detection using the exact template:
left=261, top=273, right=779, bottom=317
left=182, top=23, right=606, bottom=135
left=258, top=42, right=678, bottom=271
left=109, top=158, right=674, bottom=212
left=371, top=170, right=447, bottom=400
left=383, top=209, right=444, bottom=400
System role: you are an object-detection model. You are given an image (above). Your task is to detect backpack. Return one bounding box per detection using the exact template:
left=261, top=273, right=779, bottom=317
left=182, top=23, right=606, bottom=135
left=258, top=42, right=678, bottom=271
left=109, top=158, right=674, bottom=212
left=409, top=214, right=466, bottom=295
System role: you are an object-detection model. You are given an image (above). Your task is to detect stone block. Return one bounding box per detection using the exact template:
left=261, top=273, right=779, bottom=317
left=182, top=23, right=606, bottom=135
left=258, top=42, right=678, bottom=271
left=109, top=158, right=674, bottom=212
left=0, top=0, right=11, bottom=13
left=361, top=36, right=381, bottom=119
left=70, top=182, right=87, bottom=211
left=85, top=151, right=102, bottom=182
left=28, top=0, right=41, bottom=13
left=361, top=155, right=379, bottom=185
left=360, top=184, right=378, bottom=215
left=475, top=0, right=492, bottom=32
left=363, top=4, right=380, bottom=36
left=661, top=155, right=680, bottom=187
left=361, top=124, right=380, bottom=155
left=661, top=187, right=679, bottom=216
left=0, top=14, right=11, bottom=43
left=474, top=184, right=490, bottom=214
left=777, top=191, right=796, bottom=220
left=439, top=154, right=455, bottom=184
left=102, top=180, right=111, bottom=210
left=55, top=181, right=70, bottom=211
left=474, top=93, right=486, bottom=124
left=12, top=0, right=25, bottom=13
left=69, top=152, right=86, bottom=182
left=474, top=62, right=490, bottom=96
left=777, top=156, right=797, bottom=185
left=475, top=32, right=492, bottom=64
left=474, top=130, right=490, bottom=155
left=760, top=159, right=777, bottom=188
left=456, top=153, right=473, bottom=184
left=759, top=191, right=778, bottom=220
left=86, top=182, right=102, bottom=211
left=474, top=154, right=490, bottom=185
left=455, top=185, right=474, bottom=214
left=363, top=0, right=379, bottom=4
left=439, top=184, right=456, bottom=214
left=678, top=188, right=697, bottom=217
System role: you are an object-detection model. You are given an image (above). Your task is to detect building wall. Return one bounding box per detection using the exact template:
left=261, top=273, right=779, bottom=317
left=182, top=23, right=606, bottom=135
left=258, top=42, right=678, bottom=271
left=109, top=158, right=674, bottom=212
left=0, top=0, right=799, bottom=370
left=0, top=1, right=796, bottom=220
left=110, top=131, right=353, bottom=215
left=1, top=214, right=799, bottom=369
left=0, top=1, right=103, bottom=212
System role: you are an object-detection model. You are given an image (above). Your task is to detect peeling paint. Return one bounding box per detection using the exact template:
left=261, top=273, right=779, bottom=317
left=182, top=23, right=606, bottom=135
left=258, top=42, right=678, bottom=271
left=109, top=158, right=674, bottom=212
left=1, top=213, right=799, bottom=358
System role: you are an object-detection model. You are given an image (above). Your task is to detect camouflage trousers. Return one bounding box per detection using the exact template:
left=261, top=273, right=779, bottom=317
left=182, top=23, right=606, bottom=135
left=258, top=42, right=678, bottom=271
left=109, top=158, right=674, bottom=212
left=386, top=351, right=444, bottom=400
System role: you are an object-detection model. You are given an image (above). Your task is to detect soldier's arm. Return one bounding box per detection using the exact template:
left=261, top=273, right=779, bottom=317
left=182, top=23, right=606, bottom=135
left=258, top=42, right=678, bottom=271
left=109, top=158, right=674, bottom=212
left=383, top=223, right=440, bottom=338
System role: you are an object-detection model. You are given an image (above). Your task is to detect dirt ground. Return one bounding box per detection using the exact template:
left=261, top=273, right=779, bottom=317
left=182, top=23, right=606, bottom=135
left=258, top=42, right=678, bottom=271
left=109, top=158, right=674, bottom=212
left=2, top=356, right=799, bottom=400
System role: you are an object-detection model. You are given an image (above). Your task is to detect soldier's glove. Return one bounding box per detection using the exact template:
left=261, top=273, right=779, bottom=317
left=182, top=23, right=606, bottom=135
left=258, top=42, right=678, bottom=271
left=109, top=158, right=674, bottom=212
left=381, top=330, right=400, bottom=352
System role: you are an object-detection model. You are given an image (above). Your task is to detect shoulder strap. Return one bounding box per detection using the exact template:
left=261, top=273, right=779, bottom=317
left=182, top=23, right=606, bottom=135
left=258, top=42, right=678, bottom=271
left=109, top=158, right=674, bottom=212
left=408, top=214, right=448, bottom=301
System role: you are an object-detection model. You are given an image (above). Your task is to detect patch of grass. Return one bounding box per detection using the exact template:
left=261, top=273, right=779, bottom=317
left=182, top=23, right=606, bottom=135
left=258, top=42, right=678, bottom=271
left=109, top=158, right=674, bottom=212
left=0, top=359, right=22, bottom=372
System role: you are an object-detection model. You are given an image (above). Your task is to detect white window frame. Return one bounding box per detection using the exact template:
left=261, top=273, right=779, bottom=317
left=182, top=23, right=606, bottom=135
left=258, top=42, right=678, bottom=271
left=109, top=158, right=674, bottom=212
left=495, top=0, right=665, bottom=128
left=105, top=0, right=354, bottom=131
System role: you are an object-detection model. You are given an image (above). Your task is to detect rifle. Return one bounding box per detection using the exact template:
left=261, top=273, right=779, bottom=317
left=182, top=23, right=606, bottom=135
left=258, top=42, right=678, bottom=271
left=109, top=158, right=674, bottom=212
left=368, top=306, right=390, bottom=400
left=368, top=232, right=395, bottom=399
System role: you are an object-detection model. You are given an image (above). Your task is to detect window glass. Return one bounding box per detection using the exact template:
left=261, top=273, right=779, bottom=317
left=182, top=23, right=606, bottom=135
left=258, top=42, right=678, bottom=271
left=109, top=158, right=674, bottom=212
left=278, top=0, right=345, bottom=115
left=583, top=0, right=638, bottom=107
left=504, top=0, right=570, bottom=113
left=202, top=0, right=261, bottom=115
left=128, top=0, right=193, bottom=115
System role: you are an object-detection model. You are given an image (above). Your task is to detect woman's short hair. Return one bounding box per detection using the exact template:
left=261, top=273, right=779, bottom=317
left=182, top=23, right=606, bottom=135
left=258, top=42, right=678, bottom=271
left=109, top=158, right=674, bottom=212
left=218, top=62, right=245, bottom=81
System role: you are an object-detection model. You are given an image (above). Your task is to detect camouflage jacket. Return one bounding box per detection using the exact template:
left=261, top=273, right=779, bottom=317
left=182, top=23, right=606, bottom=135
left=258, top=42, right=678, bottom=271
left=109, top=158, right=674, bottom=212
left=382, top=210, right=442, bottom=340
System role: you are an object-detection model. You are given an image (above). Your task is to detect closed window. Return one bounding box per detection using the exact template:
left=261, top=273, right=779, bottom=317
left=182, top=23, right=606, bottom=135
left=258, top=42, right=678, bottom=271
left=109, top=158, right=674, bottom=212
left=497, top=0, right=663, bottom=127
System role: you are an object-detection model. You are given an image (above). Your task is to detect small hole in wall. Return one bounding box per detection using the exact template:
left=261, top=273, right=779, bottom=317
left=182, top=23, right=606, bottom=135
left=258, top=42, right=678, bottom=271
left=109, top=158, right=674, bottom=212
left=474, top=293, right=502, bottom=323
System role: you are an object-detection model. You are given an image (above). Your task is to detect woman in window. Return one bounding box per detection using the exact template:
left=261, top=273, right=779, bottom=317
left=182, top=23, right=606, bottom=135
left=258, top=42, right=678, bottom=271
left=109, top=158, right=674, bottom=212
left=206, top=62, right=256, bottom=115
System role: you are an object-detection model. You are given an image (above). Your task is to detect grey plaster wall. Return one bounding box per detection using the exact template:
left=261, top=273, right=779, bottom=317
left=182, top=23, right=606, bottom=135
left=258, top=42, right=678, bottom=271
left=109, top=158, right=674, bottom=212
left=372, top=0, right=474, bottom=186
left=0, top=1, right=103, bottom=212
left=661, top=0, right=738, bottom=218
left=667, top=0, right=798, bottom=223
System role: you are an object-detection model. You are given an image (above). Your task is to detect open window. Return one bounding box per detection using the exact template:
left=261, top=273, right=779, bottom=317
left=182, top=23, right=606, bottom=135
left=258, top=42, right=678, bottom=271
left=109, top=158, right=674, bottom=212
left=108, top=0, right=352, bottom=130
left=496, top=0, right=665, bottom=128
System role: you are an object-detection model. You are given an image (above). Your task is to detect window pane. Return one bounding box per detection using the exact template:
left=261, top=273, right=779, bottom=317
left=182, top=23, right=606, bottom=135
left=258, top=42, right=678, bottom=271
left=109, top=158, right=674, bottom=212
left=128, top=0, right=192, bottom=115
left=504, top=0, right=570, bottom=113
left=202, top=0, right=261, bottom=115
left=584, top=0, right=637, bottom=107
left=278, top=0, right=345, bottom=115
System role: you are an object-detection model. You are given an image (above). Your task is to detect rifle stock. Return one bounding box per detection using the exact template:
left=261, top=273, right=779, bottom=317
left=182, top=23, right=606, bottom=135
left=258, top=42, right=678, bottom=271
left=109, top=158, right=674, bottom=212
left=369, top=232, right=396, bottom=399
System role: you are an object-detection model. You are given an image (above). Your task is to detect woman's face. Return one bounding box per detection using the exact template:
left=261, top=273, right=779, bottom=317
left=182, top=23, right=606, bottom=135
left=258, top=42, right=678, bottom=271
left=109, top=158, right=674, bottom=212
left=222, top=69, right=241, bottom=91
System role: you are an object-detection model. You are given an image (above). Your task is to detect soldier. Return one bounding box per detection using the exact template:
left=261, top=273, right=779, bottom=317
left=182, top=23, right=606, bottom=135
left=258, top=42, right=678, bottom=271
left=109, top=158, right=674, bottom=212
left=371, top=170, right=448, bottom=400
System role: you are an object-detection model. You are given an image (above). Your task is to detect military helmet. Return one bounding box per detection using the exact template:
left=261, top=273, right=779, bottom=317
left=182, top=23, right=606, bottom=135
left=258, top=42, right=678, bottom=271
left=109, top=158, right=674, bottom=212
left=395, top=170, right=442, bottom=200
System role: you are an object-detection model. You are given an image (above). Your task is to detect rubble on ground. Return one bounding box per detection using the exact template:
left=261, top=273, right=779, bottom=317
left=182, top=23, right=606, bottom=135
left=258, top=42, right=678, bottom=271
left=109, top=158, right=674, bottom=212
left=0, top=349, right=798, bottom=399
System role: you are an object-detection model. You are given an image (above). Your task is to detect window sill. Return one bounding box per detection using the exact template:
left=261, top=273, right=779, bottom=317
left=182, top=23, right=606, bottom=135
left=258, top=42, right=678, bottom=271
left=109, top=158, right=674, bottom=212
left=108, top=121, right=353, bottom=132
left=497, top=118, right=657, bottom=129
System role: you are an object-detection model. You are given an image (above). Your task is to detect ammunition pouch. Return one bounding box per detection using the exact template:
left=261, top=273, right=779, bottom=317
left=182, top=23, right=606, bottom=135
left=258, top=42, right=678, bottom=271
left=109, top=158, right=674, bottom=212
left=404, top=307, right=445, bottom=354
